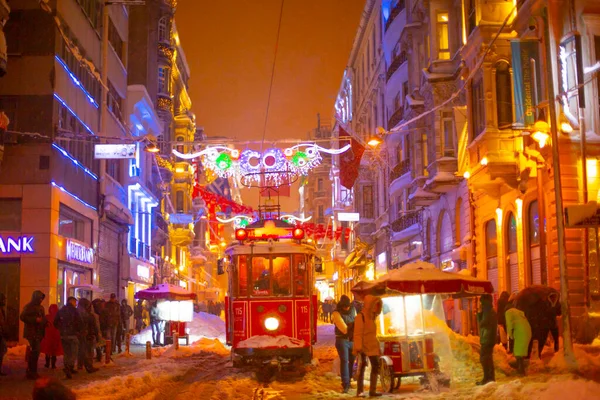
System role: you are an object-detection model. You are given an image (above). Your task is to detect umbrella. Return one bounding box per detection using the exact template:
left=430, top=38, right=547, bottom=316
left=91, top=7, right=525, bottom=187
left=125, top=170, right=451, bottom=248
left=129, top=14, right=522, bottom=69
left=134, top=283, right=197, bottom=302
left=352, top=261, right=493, bottom=298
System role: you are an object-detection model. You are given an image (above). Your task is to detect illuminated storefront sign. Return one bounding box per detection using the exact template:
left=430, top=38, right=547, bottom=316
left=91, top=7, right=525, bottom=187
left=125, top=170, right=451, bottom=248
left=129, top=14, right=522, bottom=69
left=0, top=236, right=34, bottom=254
left=66, top=240, right=94, bottom=264
left=137, top=265, right=150, bottom=281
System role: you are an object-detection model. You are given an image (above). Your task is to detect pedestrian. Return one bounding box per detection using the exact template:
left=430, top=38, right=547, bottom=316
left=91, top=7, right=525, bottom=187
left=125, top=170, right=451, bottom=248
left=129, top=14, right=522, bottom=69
left=443, top=297, right=455, bottom=331
left=0, top=293, right=8, bottom=376
left=120, top=299, right=133, bottom=344
left=40, top=304, right=62, bottom=370
left=353, top=294, right=383, bottom=398
left=54, top=297, right=83, bottom=379
left=20, top=290, right=47, bottom=380
left=323, top=301, right=331, bottom=323
left=547, top=305, right=560, bottom=352
left=101, top=294, right=121, bottom=355
left=133, top=300, right=144, bottom=333
left=32, top=377, right=77, bottom=400
left=142, top=301, right=150, bottom=329
left=476, top=294, right=498, bottom=385
left=76, top=298, right=99, bottom=374
left=91, top=299, right=105, bottom=362
left=150, top=301, right=162, bottom=346
left=332, top=295, right=356, bottom=394
left=496, top=291, right=510, bottom=350
left=506, top=301, right=532, bottom=375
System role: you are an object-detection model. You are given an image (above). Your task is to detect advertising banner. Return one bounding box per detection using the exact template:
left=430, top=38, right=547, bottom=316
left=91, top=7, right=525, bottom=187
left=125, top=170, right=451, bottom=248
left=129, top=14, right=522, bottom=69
left=511, top=39, right=540, bottom=127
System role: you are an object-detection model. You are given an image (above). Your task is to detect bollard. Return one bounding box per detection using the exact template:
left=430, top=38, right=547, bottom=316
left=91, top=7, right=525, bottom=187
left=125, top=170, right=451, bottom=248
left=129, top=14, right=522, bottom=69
left=174, top=332, right=179, bottom=350
left=146, top=341, right=152, bottom=359
left=125, top=333, right=131, bottom=355
left=105, top=339, right=112, bottom=364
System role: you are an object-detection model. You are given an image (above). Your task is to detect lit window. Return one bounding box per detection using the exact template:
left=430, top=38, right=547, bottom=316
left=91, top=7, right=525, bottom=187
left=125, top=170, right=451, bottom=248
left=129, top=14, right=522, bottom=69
left=158, top=16, right=169, bottom=43
left=496, top=61, right=513, bottom=129
left=158, top=67, right=171, bottom=94
left=437, top=12, right=449, bottom=60
left=441, top=111, right=455, bottom=157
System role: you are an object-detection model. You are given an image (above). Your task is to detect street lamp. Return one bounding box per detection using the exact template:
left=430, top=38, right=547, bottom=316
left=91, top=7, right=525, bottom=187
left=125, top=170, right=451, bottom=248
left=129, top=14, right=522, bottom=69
left=531, top=120, right=550, bottom=148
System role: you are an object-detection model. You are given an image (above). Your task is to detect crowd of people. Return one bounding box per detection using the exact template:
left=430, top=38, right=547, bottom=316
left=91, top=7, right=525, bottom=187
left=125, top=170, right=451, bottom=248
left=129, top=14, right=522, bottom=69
left=0, top=290, right=141, bottom=380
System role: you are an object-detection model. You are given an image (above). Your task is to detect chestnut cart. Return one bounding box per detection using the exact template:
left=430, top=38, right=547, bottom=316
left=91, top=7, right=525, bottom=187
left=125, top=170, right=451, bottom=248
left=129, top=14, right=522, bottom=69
left=352, top=261, right=494, bottom=393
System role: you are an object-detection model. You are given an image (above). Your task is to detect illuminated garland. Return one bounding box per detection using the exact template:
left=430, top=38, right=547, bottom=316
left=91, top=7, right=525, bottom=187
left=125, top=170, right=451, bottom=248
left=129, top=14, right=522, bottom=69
left=173, top=143, right=350, bottom=183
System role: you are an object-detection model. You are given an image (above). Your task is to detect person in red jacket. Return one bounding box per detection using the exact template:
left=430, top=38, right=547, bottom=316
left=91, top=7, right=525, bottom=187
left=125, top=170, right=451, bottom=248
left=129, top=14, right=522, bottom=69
left=40, top=304, right=63, bottom=369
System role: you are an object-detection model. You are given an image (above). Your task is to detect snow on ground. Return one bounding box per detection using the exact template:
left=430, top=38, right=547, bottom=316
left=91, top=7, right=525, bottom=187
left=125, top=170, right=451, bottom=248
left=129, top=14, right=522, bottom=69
left=131, top=311, right=225, bottom=345
left=238, top=335, right=306, bottom=348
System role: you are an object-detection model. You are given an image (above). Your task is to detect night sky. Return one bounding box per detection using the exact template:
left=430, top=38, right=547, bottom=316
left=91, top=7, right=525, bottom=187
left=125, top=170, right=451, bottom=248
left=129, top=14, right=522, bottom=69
left=176, top=1, right=364, bottom=211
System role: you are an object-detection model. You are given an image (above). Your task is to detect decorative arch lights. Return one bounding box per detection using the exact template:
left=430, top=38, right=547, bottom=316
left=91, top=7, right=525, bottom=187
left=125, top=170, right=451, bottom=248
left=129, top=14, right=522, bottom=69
left=172, top=143, right=351, bottom=182
left=216, top=215, right=254, bottom=229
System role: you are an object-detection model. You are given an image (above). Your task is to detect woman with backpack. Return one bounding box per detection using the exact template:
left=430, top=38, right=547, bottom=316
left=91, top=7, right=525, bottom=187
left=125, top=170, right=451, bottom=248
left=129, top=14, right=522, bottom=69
left=353, top=294, right=383, bottom=397
left=332, top=295, right=356, bottom=394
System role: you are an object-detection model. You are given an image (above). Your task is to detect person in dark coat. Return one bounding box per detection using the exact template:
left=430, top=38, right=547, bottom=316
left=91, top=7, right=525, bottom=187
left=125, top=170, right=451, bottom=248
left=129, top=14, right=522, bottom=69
left=133, top=300, right=144, bottom=333
left=353, top=295, right=383, bottom=397
left=477, top=294, right=498, bottom=385
left=20, top=290, right=47, bottom=380
left=76, top=298, right=99, bottom=373
left=0, top=293, right=7, bottom=376
left=120, top=300, right=133, bottom=349
left=92, top=299, right=105, bottom=362
left=40, top=304, right=63, bottom=369
left=54, top=297, right=83, bottom=379
left=331, top=295, right=356, bottom=394
left=496, top=291, right=510, bottom=350
left=102, top=294, right=121, bottom=354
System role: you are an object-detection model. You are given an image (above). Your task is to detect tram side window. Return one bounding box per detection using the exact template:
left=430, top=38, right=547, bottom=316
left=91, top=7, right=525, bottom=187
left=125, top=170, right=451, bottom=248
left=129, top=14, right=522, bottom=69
left=272, top=256, right=291, bottom=296
left=238, top=255, right=248, bottom=296
left=294, top=254, right=307, bottom=296
left=252, top=256, right=271, bottom=296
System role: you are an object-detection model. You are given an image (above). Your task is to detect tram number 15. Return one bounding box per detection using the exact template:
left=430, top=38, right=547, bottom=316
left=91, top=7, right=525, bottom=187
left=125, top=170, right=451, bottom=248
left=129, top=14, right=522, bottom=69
left=300, top=306, right=308, bottom=314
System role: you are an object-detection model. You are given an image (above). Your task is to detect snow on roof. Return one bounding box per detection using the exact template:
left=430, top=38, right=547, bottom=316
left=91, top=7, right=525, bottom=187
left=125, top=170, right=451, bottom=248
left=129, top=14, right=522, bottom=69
left=425, top=171, right=458, bottom=186
left=408, top=187, right=438, bottom=200
left=237, top=335, right=307, bottom=349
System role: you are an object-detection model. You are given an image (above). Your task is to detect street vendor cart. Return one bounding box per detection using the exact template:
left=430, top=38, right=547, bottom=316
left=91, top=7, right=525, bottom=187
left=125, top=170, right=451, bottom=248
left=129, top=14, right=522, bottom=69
left=351, top=261, right=494, bottom=393
left=134, top=283, right=197, bottom=346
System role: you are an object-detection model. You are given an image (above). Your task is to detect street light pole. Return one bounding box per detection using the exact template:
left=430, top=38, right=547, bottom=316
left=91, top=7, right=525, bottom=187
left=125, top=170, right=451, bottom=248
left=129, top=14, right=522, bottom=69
left=542, top=7, right=576, bottom=368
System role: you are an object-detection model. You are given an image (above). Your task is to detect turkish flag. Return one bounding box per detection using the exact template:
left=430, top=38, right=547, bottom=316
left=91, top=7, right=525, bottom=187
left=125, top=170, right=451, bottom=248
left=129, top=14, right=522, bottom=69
left=339, top=127, right=365, bottom=189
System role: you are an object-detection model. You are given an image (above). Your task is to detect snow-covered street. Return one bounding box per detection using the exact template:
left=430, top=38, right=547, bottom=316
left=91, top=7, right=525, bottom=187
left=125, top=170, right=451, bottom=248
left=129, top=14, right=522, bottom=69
left=2, top=313, right=600, bottom=399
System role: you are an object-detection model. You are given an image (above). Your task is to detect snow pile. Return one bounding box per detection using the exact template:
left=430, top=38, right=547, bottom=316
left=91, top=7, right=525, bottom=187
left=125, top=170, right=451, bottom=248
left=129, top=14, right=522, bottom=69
left=548, top=345, right=600, bottom=374
left=237, top=335, right=306, bottom=349
left=5, top=345, right=27, bottom=358
left=131, top=311, right=225, bottom=345
left=160, top=337, right=229, bottom=358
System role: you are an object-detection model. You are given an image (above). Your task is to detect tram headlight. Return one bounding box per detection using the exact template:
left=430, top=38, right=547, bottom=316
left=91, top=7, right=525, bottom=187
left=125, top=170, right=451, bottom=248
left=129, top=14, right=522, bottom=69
left=264, top=317, right=280, bottom=331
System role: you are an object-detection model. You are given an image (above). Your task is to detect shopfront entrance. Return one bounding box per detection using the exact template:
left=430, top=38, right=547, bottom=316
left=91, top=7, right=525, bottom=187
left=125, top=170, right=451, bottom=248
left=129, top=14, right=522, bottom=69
left=0, top=260, right=20, bottom=342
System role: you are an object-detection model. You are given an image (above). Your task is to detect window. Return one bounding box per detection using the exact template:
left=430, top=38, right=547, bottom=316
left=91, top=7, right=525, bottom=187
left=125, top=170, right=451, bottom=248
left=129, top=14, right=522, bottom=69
left=175, top=191, right=184, bottom=212
left=0, top=199, right=22, bottom=231
left=59, top=204, right=90, bottom=243
left=237, top=255, right=248, bottom=296
left=75, top=0, right=102, bottom=30
left=467, top=0, right=477, bottom=36
left=496, top=61, right=513, bottom=129
left=108, top=19, right=125, bottom=63
left=441, top=111, right=455, bottom=156
left=317, top=178, right=323, bottom=192
left=528, top=201, right=542, bottom=285
left=595, top=36, right=600, bottom=107
left=402, top=81, right=409, bottom=102
left=507, top=213, right=517, bottom=254
left=363, top=185, right=374, bottom=219
left=176, top=136, right=184, bottom=154
left=559, top=35, right=583, bottom=122
left=158, top=17, right=170, bottom=43
left=272, top=256, right=291, bottom=296
left=470, top=77, right=485, bottom=138
left=293, top=254, right=307, bottom=296
left=485, top=219, right=498, bottom=274
left=0, top=96, right=17, bottom=133
left=318, top=205, right=324, bottom=222
left=529, top=201, right=540, bottom=245
left=106, top=159, right=121, bottom=182
left=251, top=256, right=270, bottom=296
left=107, top=81, right=124, bottom=123
left=437, top=12, right=450, bottom=60
left=158, top=67, right=171, bottom=94
left=506, top=212, right=518, bottom=292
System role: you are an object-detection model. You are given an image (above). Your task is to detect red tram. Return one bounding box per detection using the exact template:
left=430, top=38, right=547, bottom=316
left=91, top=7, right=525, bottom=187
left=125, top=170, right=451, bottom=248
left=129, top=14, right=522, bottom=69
left=224, top=218, right=318, bottom=369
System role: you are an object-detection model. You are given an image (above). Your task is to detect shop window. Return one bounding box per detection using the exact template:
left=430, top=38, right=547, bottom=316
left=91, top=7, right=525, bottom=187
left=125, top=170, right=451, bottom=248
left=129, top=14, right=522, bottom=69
left=528, top=201, right=542, bottom=285
left=495, top=61, right=513, bottom=129
left=294, top=254, right=307, bottom=296
left=437, top=12, right=449, bottom=60
left=0, top=260, right=20, bottom=342
left=272, top=256, right=291, bottom=296
left=438, top=211, right=453, bottom=254
left=58, top=204, right=89, bottom=243
left=506, top=212, right=518, bottom=293
left=251, top=256, right=270, bottom=296
left=0, top=199, right=22, bottom=231
left=485, top=219, right=498, bottom=290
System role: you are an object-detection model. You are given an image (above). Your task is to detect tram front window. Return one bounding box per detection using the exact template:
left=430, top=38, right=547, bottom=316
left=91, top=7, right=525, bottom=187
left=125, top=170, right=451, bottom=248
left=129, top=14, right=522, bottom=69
left=272, top=256, right=291, bottom=296
left=293, top=254, right=307, bottom=295
left=238, top=255, right=248, bottom=296
left=252, top=257, right=270, bottom=296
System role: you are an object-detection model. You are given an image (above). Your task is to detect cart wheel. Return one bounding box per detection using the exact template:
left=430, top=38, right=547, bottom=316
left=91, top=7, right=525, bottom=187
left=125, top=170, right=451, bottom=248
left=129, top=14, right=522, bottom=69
left=394, top=376, right=402, bottom=389
left=380, top=360, right=394, bottom=393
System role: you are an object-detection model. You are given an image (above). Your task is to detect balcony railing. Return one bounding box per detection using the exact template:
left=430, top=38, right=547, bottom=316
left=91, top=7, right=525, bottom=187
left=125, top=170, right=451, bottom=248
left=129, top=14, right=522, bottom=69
left=390, top=159, right=411, bottom=182
left=130, top=237, right=151, bottom=260
left=388, top=106, right=405, bottom=129
left=391, top=210, right=422, bottom=233
left=386, top=51, right=407, bottom=82
left=385, top=0, right=406, bottom=31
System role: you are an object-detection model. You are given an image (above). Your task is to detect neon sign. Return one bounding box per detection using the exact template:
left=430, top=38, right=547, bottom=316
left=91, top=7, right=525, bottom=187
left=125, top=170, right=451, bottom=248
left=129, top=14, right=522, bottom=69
left=0, top=236, right=34, bottom=254
left=66, top=240, right=94, bottom=264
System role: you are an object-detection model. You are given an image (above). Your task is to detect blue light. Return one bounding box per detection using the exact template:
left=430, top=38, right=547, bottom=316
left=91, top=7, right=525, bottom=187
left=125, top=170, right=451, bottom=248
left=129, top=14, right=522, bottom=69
left=54, top=55, right=99, bottom=109
left=51, top=181, right=97, bottom=211
left=53, top=93, right=95, bottom=136
left=52, top=143, right=98, bottom=180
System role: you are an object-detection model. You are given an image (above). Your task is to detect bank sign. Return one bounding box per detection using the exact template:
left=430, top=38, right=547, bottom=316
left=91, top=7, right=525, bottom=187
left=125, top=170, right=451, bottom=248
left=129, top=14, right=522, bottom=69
left=66, top=240, right=94, bottom=264
left=0, top=236, right=34, bottom=254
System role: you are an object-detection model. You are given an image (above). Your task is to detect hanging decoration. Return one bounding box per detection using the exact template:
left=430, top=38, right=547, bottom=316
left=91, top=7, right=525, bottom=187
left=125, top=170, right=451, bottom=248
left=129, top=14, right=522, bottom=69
left=173, top=143, right=351, bottom=183
left=216, top=215, right=255, bottom=229
left=192, top=185, right=253, bottom=215
left=280, top=215, right=312, bottom=224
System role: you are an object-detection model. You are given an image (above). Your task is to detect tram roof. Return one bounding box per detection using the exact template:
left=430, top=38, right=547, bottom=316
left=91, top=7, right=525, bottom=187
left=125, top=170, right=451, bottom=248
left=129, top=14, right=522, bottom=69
left=226, top=240, right=316, bottom=255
